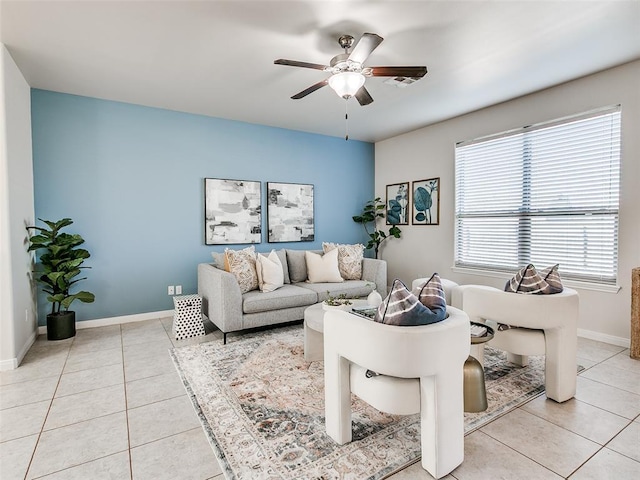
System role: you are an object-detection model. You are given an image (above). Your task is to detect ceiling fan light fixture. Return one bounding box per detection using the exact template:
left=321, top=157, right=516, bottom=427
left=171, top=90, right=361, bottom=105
left=328, top=71, right=365, bottom=99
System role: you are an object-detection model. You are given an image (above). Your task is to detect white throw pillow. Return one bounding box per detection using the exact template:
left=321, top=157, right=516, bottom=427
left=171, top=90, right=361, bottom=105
left=322, top=242, right=364, bottom=280
left=305, top=249, right=343, bottom=283
left=256, top=250, right=284, bottom=293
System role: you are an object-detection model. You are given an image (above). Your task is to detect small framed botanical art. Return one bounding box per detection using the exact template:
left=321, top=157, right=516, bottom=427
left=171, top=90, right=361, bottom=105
left=204, top=178, right=262, bottom=245
left=267, top=182, right=315, bottom=242
left=385, top=182, right=409, bottom=225
left=411, top=177, right=440, bottom=225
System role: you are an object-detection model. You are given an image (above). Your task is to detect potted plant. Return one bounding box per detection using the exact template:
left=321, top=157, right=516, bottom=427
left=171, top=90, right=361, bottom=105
left=322, top=292, right=354, bottom=310
left=27, top=218, right=95, bottom=340
left=352, top=197, right=402, bottom=259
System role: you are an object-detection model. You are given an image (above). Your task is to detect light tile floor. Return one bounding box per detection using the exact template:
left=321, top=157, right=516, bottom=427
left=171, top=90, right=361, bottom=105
left=1, top=318, right=639, bottom=479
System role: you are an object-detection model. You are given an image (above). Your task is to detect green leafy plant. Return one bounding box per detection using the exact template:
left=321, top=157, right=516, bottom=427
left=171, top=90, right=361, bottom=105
left=27, top=218, right=95, bottom=315
left=352, top=197, right=402, bottom=259
left=323, top=292, right=354, bottom=306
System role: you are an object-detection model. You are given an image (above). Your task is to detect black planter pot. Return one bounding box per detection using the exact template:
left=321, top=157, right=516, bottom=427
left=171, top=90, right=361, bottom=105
left=47, top=311, right=76, bottom=340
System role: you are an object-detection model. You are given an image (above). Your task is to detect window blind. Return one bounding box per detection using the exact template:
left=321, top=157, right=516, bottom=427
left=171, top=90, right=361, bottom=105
left=454, top=106, right=621, bottom=284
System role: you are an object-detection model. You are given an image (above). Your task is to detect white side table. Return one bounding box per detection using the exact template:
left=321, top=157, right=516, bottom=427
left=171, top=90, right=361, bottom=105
left=303, top=299, right=371, bottom=362
left=172, top=294, right=205, bottom=340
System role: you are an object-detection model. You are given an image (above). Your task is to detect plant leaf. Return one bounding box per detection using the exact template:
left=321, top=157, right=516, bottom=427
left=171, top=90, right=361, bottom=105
left=414, top=187, right=431, bottom=211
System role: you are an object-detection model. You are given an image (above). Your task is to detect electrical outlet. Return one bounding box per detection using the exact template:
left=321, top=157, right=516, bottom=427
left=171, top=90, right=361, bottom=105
left=176, top=285, right=182, bottom=295
left=168, top=285, right=175, bottom=295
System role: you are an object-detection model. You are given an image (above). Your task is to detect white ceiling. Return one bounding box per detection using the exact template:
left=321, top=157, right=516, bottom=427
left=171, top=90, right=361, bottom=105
left=2, top=1, right=640, bottom=143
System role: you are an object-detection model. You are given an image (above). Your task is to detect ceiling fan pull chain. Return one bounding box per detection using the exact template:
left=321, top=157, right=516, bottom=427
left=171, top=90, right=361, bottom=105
left=345, top=100, right=349, bottom=141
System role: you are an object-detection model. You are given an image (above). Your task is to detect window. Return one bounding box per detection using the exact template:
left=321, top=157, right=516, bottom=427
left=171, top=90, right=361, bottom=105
left=454, top=106, right=621, bottom=285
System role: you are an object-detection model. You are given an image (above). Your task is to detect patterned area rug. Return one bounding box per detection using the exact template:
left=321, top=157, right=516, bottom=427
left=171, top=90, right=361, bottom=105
left=170, top=325, right=547, bottom=480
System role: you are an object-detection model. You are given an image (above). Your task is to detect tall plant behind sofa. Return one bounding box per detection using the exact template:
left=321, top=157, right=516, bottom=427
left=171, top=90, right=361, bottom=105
left=352, top=197, right=401, bottom=259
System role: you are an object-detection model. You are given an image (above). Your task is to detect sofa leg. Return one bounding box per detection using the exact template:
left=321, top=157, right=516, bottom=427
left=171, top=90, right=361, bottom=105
left=223, top=332, right=227, bottom=345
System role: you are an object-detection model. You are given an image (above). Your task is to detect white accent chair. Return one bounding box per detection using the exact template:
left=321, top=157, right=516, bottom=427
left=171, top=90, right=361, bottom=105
left=411, top=277, right=459, bottom=305
left=323, top=306, right=470, bottom=479
left=451, top=284, right=579, bottom=403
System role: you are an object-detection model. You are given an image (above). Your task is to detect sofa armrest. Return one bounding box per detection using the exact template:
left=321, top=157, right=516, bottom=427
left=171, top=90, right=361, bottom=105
left=361, top=258, right=388, bottom=297
left=197, top=264, right=243, bottom=333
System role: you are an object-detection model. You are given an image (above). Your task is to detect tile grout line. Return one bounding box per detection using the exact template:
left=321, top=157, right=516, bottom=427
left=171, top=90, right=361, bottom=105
left=120, top=323, right=135, bottom=480
left=478, top=419, right=584, bottom=479
left=28, top=451, right=130, bottom=480
left=11, top=323, right=638, bottom=479
left=129, top=426, right=204, bottom=450
left=23, top=335, right=75, bottom=480
left=478, top=353, right=611, bottom=479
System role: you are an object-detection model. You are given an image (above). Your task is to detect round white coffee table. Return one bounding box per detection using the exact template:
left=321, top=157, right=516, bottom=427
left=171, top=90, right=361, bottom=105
left=303, top=299, right=372, bottom=362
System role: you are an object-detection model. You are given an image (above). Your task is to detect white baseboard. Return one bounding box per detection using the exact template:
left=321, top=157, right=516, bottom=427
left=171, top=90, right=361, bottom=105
left=578, top=328, right=630, bottom=349
left=0, top=330, right=37, bottom=371
left=0, top=357, right=18, bottom=370
left=36, top=310, right=175, bottom=335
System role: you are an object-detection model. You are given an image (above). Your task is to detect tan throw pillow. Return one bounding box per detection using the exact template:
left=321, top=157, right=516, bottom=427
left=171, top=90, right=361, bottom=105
left=256, top=250, right=284, bottom=293
left=225, top=246, right=258, bottom=294
left=322, top=242, right=364, bottom=280
left=305, top=249, right=343, bottom=283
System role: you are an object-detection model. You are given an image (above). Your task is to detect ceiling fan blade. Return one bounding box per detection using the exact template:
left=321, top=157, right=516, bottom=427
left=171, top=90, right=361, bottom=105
left=348, top=33, right=383, bottom=65
left=369, top=66, right=428, bottom=78
left=355, top=86, right=374, bottom=106
left=274, top=59, right=328, bottom=70
left=291, top=79, right=329, bottom=99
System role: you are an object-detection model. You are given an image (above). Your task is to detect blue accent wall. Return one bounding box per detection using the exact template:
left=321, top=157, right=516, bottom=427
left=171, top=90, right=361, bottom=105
left=31, top=90, right=374, bottom=324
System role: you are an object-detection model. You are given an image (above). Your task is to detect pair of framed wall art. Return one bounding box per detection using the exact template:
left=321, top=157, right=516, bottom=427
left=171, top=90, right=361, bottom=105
left=204, top=178, right=314, bottom=245
left=386, top=178, right=440, bottom=226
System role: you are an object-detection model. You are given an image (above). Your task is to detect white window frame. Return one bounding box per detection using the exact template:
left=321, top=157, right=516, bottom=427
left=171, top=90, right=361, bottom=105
left=454, top=106, right=621, bottom=292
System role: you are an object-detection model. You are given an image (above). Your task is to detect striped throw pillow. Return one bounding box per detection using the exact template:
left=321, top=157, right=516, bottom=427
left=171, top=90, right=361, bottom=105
left=412, top=273, right=447, bottom=320
left=374, top=279, right=447, bottom=326
left=540, top=264, right=563, bottom=293
left=504, top=264, right=563, bottom=295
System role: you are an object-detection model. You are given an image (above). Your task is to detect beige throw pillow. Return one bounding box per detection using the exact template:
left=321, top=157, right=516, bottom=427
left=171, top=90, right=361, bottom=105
left=305, top=249, right=343, bottom=283
left=225, top=246, right=258, bottom=294
left=256, top=250, right=284, bottom=293
left=322, top=242, right=364, bottom=280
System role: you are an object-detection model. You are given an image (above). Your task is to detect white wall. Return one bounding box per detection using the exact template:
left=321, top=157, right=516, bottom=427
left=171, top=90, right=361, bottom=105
left=0, top=44, right=37, bottom=370
left=376, top=60, right=640, bottom=346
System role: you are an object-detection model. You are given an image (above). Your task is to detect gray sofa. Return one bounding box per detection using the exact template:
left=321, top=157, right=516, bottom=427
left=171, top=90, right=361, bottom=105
left=198, top=249, right=387, bottom=343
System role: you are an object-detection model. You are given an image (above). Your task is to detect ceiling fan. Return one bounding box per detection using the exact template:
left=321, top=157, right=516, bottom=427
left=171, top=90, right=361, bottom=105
left=274, top=33, right=427, bottom=105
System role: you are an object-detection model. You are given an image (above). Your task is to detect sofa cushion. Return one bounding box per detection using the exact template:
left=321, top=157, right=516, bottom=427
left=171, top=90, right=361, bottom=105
left=286, top=249, right=308, bottom=283
left=225, top=246, right=258, bottom=294
left=256, top=250, right=284, bottom=293
left=299, top=280, right=374, bottom=302
left=211, top=251, right=226, bottom=270
left=306, top=249, right=343, bottom=283
left=275, top=249, right=291, bottom=284
left=322, top=242, right=364, bottom=280
left=242, top=284, right=318, bottom=314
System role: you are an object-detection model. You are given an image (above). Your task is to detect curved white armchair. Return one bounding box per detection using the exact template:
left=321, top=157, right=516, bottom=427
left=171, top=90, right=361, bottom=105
left=451, top=284, right=579, bottom=403
left=323, top=307, right=470, bottom=479
left=412, top=277, right=459, bottom=305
